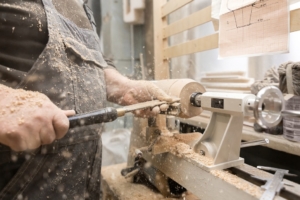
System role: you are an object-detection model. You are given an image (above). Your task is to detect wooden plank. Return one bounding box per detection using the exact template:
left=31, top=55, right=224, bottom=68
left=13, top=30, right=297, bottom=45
left=163, top=33, right=219, bottom=59
left=201, top=82, right=252, bottom=90
left=161, top=0, right=193, bottom=17
left=212, top=18, right=219, bottom=31
left=163, top=5, right=300, bottom=37
left=204, top=70, right=245, bottom=76
left=206, top=88, right=252, bottom=94
left=153, top=0, right=169, bottom=80
left=200, top=76, right=254, bottom=83
left=163, top=6, right=211, bottom=38
left=290, top=8, right=300, bottom=32
left=162, top=7, right=300, bottom=59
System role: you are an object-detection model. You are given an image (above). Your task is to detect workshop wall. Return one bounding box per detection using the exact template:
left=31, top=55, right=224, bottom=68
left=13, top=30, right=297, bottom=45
left=169, top=0, right=248, bottom=80
left=169, top=1, right=300, bottom=81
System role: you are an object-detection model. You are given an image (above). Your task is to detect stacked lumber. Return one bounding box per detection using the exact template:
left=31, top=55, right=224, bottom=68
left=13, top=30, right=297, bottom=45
left=197, top=70, right=255, bottom=127
left=200, top=71, right=254, bottom=93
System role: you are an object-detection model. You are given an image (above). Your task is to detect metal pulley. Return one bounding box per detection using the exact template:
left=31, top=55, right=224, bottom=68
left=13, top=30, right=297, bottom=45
left=253, top=86, right=284, bottom=129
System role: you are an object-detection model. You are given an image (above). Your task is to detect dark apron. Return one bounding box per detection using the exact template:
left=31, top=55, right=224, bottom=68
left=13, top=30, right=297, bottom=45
left=0, top=0, right=108, bottom=199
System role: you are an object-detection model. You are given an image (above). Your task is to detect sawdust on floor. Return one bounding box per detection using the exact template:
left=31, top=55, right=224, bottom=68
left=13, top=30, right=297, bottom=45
left=210, top=169, right=262, bottom=198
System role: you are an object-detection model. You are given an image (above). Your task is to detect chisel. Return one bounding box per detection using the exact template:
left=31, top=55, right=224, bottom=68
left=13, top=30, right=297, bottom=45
left=68, top=99, right=178, bottom=128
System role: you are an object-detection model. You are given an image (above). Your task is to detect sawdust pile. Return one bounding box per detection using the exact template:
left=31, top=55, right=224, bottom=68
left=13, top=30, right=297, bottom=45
left=0, top=84, right=48, bottom=122
left=150, top=132, right=212, bottom=166
left=211, top=169, right=262, bottom=198
left=169, top=142, right=213, bottom=166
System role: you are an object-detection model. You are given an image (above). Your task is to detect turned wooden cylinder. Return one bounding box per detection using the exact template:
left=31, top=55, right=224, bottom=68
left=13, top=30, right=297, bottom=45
left=153, top=79, right=206, bottom=118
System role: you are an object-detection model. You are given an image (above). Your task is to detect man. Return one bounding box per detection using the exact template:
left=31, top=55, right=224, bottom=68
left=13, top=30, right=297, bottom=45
left=0, top=0, right=171, bottom=199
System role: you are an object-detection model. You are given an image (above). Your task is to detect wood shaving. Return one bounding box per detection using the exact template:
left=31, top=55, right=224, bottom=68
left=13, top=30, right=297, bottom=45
left=18, top=117, right=25, bottom=125
left=170, top=142, right=213, bottom=166
left=0, top=84, right=48, bottom=124
left=210, top=169, right=262, bottom=198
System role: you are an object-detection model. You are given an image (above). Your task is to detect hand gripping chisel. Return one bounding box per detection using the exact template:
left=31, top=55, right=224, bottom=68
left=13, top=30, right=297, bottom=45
left=68, top=99, right=179, bottom=128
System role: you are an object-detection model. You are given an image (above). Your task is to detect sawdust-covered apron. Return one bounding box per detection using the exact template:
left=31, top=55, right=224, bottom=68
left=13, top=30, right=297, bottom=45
left=0, top=0, right=108, bottom=199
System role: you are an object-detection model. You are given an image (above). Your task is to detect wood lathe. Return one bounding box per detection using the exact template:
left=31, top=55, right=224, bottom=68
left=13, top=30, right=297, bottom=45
left=117, top=79, right=300, bottom=200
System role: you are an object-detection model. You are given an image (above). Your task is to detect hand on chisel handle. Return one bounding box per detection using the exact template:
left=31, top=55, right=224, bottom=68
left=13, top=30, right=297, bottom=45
left=69, top=107, right=118, bottom=128
left=105, top=68, right=173, bottom=117
left=68, top=100, right=178, bottom=129
left=0, top=84, right=75, bottom=151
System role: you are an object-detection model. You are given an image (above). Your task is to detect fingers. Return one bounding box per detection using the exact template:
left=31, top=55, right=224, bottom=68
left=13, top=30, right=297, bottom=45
left=63, top=110, right=76, bottom=117
left=7, top=109, right=68, bottom=151
left=133, top=104, right=170, bottom=118
left=152, top=106, right=160, bottom=115
left=122, top=89, right=139, bottom=105
left=145, top=82, right=172, bottom=102
left=133, top=108, right=154, bottom=118
left=0, top=86, right=72, bottom=152
left=159, top=104, right=169, bottom=112
left=52, top=109, right=74, bottom=140
left=1, top=132, right=27, bottom=152
left=149, top=104, right=169, bottom=115
left=39, top=123, right=56, bottom=145
left=52, top=110, right=70, bottom=139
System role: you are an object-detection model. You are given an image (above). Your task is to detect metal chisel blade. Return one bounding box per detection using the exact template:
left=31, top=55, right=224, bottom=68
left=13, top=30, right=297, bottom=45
left=118, top=99, right=180, bottom=114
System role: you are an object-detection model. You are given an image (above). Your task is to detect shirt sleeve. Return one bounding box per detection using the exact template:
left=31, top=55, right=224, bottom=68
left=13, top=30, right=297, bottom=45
left=103, top=55, right=116, bottom=69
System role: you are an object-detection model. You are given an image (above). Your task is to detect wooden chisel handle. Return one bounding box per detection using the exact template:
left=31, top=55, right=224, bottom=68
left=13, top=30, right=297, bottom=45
left=68, top=107, right=118, bottom=128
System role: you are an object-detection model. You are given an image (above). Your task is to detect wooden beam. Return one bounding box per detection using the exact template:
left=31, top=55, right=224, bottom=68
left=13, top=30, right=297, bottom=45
left=163, top=6, right=212, bottom=38
left=153, top=0, right=169, bottom=80
left=212, top=18, right=219, bottom=32
left=163, top=33, right=219, bottom=59
left=143, top=0, right=155, bottom=80
left=161, top=0, right=193, bottom=17
left=290, top=8, right=300, bottom=32
left=163, top=6, right=300, bottom=36
left=161, top=7, right=300, bottom=59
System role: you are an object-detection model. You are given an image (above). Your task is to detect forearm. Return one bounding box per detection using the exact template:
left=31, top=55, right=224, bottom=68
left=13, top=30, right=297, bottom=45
left=104, top=68, right=172, bottom=105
